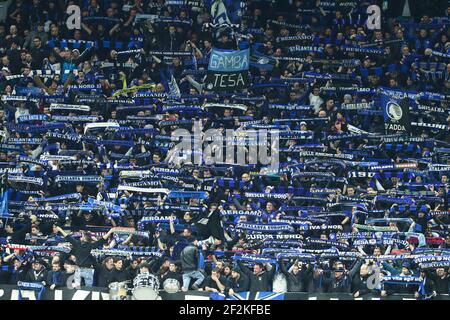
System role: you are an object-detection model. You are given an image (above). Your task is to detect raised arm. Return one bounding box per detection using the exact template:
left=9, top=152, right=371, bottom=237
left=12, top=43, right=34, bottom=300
left=81, top=22, right=93, bottom=36
left=348, top=258, right=364, bottom=279
left=169, top=215, right=176, bottom=235
left=76, top=46, right=94, bottom=64
left=278, top=258, right=289, bottom=276
left=265, top=263, right=276, bottom=279
left=101, top=228, right=115, bottom=241
left=52, top=48, right=65, bottom=64
left=109, top=23, right=121, bottom=37
left=236, top=260, right=251, bottom=276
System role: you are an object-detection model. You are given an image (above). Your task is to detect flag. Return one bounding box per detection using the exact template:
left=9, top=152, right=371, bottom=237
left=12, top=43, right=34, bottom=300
left=209, top=0, right=242, bottom=24
left=160, top=63, right=181, bottom=100
left=253, top=292, right=285, bottom=300
left=381, top=88, right=411, bottom=134
left=210, top=291, right=286, bottom=300
left=250, top=52, right=277, bottom=71
left=0, top=188, right=8, bottom=217
left=195, top=209, right=225, bottom=241
left=205, top=49, right=250, bottom=92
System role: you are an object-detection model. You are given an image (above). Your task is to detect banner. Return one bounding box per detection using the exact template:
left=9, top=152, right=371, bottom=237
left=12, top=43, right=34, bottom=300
left=0, top=285, right=448, bottom=300
left=173, top=290, right=450, bottom=301
left=381, top=89, right=411, bottom=134
left=209, top=0, right=241, bottom=24
left=205, top=49, right=250, bottom=92
left=0, top=285, right=110, bottom=300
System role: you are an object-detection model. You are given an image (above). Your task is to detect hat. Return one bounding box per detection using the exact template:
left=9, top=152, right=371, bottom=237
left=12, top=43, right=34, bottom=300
left=300, top=121, right=307, bottom=126
left=402, top=261, right=411, bottom=270
left=343, top=94, right=352, bottom=100
left=72, top=49, right=80, bottom=54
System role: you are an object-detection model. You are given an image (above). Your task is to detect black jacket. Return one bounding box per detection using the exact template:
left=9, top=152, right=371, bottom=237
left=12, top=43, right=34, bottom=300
left=279, top=260, right=313, bottom=292
left=203, top=275, right=227, bottom=291
left=25, top=268, right=47, bottom=283
left=4, top=221, right=31, bottom=245
left=180, top=245, right=199, bottom=273
left=323, top=259, right=362, bottom=294
left=433, top=275, right=449, bottom=294
left=8, top=265, right=27, bottom=284
left=126, top=266, right=139, bottom=281
left=112, top=268, right=129, bottom=283
left=30, top=45, right=49, bottom=69
left=225, top=273, right=250, bottom=293
left=97, top=267, right=115, bottom=287
left=0, top=266, right=10, bottom=284
left=65, top=236, right=106, bottom=268
left=237, top=261, right=275, bottom=292
left=322, top=272, right=351, bottom=293
left=418, top=276, right=437, bottom=299
left=351, top=274, right=372, bottom=295
left=349, top=259, right=372, bottom=295
left=163, top=32, right=182, bottom=51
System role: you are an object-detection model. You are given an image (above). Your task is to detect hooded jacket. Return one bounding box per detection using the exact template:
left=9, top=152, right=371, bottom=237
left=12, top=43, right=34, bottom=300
left=180, top=244, right=199, bottom=273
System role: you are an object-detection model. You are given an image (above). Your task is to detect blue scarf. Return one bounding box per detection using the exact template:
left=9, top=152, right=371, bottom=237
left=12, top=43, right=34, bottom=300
left=234, top=222, right=294, bottom=233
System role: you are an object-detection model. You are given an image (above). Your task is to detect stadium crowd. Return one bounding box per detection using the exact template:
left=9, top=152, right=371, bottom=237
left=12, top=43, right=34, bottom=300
left=0, top=0, right=450, bottom=300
